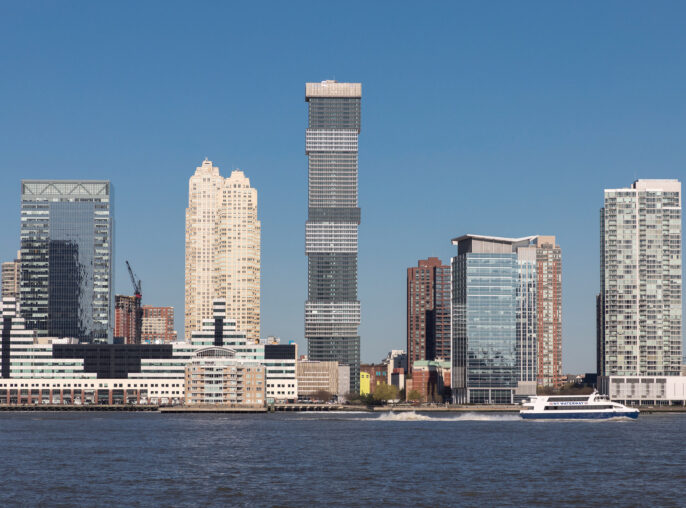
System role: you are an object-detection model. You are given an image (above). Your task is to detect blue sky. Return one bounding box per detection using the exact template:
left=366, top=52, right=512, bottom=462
left=1, top=1, right=684, bottom=372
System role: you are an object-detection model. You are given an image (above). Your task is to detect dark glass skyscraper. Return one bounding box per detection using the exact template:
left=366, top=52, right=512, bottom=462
left=305, top=80, right=361, bottom=393
left=20, top=180, right=113, bottom=343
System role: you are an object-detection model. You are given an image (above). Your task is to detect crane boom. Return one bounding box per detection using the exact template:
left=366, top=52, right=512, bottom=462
left=125, top=260, right=143, bottom=344
left=126, top=260, right=141, bottom=297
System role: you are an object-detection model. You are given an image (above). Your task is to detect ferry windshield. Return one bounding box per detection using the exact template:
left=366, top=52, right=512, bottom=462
left=547, top=396, right=590, bottom=402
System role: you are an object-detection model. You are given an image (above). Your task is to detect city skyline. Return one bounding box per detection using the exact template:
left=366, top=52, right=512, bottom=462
left=1, top=3, right=686, bottom=372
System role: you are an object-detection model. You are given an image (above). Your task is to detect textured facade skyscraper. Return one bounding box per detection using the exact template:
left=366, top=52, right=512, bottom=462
left=534, top=236, right=562, bottom=387
left=407, top=258, right=451, bottom=373
left=305, top=80, right=361, bottom=393
left=598, top=179, right=682, bottom=377
left=185, top=159, right=260, bottom=342
left=20, top=180, right=112, bottom=343
left=214, top=170, right=261, bottom=343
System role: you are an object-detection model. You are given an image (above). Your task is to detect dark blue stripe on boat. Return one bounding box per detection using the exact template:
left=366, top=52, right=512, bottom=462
left=521, top=411, right=639, bottom=420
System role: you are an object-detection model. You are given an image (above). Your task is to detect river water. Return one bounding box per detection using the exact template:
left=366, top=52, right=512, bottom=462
left=1, top=411, right=684, bottom=506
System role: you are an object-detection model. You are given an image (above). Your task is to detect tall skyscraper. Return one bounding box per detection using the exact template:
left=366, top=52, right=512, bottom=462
left=1, top=251, right=20, bottom=300
left=185, top=159, right=260, bottom=342
left=513, top=236, right=563, bottom=388
left=305, top=80, right=362, bottom=394
left=20, top=180, right=112, bottom=343
left=534, top=236, right=562, bottom=387
left=598, top=179, right=682, bottom=377
left=451, top=234, right=563, bottom=403
left=407, top=258, right=451, bottom=372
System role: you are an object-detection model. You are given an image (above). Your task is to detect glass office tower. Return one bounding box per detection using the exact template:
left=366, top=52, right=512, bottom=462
left=20, top=180, right=112, bottom=343
left=451, top=235, right=519, bottom=404
left=305, top=80, right=361, bottom=393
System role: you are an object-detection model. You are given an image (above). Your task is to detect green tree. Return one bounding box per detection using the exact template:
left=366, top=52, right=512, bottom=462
left=407, top=389, right=422, bottom=402
left=373, top=383, right=399, bottom=402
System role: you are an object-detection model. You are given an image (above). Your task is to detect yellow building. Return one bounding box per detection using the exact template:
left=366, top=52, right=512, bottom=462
left=360, top=372, right=371, bottom=396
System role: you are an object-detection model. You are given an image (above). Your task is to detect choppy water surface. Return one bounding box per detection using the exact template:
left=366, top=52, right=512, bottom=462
left=1, top=411, right=684, bottom=506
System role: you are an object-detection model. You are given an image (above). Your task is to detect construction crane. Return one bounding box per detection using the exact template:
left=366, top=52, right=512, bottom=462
left=125, top=260, right=143, bottom=344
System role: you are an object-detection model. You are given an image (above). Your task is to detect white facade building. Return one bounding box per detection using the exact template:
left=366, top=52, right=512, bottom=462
left=599, top=179, right=682, bottom=377
left=599, top=376, right=686, bottom=405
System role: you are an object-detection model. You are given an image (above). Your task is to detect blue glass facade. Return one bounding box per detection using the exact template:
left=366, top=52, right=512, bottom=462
left=20, top=181, right=112, bottom=343
left=452, top=249, right=517, bottom=404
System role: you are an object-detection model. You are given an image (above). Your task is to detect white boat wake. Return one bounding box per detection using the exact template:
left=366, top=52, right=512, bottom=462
left=373, top=411, right=520, bottom=422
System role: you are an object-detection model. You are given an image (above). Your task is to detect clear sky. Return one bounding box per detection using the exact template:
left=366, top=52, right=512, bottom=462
left=1, top=1, right=684, bottom=373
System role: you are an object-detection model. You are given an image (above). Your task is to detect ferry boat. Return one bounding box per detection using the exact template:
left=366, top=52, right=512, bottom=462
left=520, top=391, right=639, bottom=420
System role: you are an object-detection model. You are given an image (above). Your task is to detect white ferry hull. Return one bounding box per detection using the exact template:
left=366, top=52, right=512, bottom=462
left=521, top=410, right=639, bottom=420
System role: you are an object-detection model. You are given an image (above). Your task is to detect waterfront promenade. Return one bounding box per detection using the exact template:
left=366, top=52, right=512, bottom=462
left=1, top=403, right=684, bottom=413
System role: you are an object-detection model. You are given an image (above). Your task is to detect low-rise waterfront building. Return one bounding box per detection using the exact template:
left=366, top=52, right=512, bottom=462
left=0, top=298, right=295, bottom=405
left=297, top=359, right=339, bottom=399
left=406, top=360, right=450, bottom=402
left=263, top=343, right=297, bottom=403
left=599, top=376, right=686, bottom=406
left=390, top=368, right=405, bottom=391
left=184, top=347, right=265, bottom=406
left=360, top=372, right=371, bottom=395
left=338, top=364, right=350, bottom=400
left=360, top=364, right=388, bottom=394
left=0, top=377, right=184, bottom=405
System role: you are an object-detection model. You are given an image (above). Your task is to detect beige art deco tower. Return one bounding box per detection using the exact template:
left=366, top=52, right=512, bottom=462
left=185, top=159, right=261, bottom=342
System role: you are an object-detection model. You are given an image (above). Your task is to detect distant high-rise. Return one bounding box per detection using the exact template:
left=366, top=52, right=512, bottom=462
left=114, top=295, right=138, bottom=344
left=599, top=179, right=682, bottom=377
left=141, top=305, right=177, bottom=343
left=305, top=80, right=362, bottom=394
left=407, top=258, right=451, bottom=372
left=1, top=251, right=20, bottom=300
left=185, top=159, right=260, bottom=342
left=20, top=180, right=112, bottom=342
